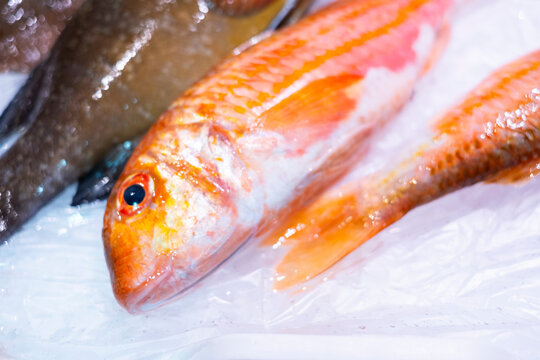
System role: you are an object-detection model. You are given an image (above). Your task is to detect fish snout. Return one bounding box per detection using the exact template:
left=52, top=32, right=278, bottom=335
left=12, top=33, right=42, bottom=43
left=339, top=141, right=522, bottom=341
left=112, top=255, right=176, bottom=313
left=101, top=210, right=167, bottom=312
left=103, top=215, right=200, bottom=313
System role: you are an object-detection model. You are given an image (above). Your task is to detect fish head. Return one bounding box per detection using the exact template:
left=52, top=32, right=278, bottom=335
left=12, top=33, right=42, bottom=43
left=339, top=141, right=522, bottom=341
left=103, top=121, right=246, bottom=313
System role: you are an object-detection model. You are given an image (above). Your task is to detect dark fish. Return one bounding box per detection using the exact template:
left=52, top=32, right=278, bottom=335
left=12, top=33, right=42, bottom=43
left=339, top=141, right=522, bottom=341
left=0, top=0, right=86, bottom=73
left=0, top=0, right=304, bottom=243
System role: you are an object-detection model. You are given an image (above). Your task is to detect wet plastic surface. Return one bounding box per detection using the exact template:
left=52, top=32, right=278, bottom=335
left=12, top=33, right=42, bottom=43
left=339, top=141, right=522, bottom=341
left=1, top=0, right=540, bottom=359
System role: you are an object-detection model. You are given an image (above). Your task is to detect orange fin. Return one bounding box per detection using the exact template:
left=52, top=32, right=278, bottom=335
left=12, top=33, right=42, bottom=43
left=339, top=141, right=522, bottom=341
left=421, top=19, right=451, bottom=77
left=485, top=158, right=540, bottom=184
left=264, top=193, right=388, bottom=290
left=261, top=193, right=357, bottom=248
left=258, top=75, right=363, bottom=148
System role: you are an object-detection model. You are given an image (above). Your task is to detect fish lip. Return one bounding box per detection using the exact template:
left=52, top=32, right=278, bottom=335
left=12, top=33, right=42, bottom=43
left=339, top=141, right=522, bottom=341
left=116, top=261, right=176, bottom=314
left=114, top=256, right=196, bottom=314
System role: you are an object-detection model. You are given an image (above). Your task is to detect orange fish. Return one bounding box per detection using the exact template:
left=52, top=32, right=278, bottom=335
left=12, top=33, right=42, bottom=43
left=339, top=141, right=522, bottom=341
left=103, top=0, right=454, bottom=312
left=267, top=49, right=540, bottom=289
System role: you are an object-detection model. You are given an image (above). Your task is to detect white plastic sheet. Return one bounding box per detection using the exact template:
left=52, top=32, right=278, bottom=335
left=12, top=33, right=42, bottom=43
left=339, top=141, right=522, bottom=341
left=1, top=0, right=540, bottom=358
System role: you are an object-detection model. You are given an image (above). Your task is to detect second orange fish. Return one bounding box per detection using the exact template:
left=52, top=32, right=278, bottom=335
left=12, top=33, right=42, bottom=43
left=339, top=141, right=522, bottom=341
left=268, top=49, right=540, bottom=289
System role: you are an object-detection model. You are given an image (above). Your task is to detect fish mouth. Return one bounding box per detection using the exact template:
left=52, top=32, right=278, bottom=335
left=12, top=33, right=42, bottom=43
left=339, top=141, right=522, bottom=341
left=113, top=256, right=201, bottom=313
left=103, top=218, right=196, bottom=313
left=112, top=255, right=178, bottom=313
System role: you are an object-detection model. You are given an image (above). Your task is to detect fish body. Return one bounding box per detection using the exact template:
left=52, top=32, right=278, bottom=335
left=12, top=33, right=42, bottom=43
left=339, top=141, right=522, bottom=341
left=103, top=0, right=454, bottom=312
left=0, top=0, right=86, bottom=73
left=269, top=49, right=540, bottom=289
left=0, top=0, right=298, bottom=242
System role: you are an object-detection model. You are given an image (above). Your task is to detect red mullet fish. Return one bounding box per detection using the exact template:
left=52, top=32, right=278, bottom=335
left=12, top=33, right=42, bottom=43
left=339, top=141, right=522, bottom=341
left=103, top=0, right=454, bottom=312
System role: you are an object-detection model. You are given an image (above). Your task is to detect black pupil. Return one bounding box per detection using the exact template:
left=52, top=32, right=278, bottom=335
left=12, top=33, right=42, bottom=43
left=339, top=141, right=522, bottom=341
left=123, top=184, right=145, bottom=206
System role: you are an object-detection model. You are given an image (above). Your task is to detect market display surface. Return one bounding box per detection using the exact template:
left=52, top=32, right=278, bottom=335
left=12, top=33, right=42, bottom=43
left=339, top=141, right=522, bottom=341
left=1, top=0, right=540, bottom=359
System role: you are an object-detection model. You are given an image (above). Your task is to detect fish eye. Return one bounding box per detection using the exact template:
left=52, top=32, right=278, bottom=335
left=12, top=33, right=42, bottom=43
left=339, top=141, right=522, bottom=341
left=123, top=184, right=145, bottom=206
left=117, top=173, right=154, bottom=216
